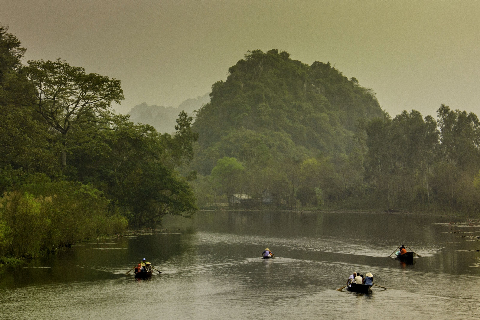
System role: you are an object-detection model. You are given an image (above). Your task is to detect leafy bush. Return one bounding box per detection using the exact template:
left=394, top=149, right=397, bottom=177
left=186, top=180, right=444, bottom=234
left=0, top=177, right=127, bottom=259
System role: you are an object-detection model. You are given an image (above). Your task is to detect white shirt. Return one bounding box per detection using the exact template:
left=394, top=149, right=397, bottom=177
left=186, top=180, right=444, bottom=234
left=347, top=274, right=354, bottom=287
left=354, top=275, right=363, bottom=284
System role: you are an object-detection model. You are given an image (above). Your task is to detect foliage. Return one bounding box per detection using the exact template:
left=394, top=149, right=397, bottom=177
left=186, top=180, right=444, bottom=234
left=166, top=111, right=199, bottom=167
left=0, top=25, right=199, bottom=262
left=190, top=174, right=217, bottom=208
left=210, top=157, right=246, bottom=197
left=190, top=49, right=480, bottom=214
left=0, top=26, right=58, bottom=181
left=23, top=58, right=124, bottom=168
left=437, top=104, right=480, bottom=174
left=191, top=49, right=384, bottom=207
left=66, top=113, right=198, bottom=227
left=0, top=177, right=128, bottom=259
left=193, top=49, right=382, bottom=162
left=364, top=110, right=439, bottom=208
left=362, top=107, right=480, bottom=213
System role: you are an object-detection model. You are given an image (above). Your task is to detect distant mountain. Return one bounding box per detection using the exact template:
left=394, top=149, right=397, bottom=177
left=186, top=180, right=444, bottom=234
left=128, top=94, right=210, bottom=133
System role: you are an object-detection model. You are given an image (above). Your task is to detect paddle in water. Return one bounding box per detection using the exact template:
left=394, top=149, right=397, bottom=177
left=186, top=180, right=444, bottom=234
left=406, top=246, right=422, bottom=257
left=388, top=247, right=400, bottom=257
left=374, top=284, right=387, bottom=290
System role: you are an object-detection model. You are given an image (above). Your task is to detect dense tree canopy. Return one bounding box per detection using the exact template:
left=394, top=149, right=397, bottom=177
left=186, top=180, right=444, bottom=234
left=0, top=25, right=198, bottom=261
left=191, top=49, right=385, bottom=208
left=190, top=49, right=480, bottom=214
left=193, top=49, right=383, bottom=166
left=23, top=59, right=124, bottom=168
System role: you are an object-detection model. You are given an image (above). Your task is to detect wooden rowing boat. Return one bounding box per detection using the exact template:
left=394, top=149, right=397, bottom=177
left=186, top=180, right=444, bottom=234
left=396, top=251, right=415, bottom=264
left=347, top=283, right=372, bottom=294
left=135, top=270, right=152, bottom=279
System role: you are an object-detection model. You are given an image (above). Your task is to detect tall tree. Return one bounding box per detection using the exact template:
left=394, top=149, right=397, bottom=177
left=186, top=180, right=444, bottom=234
left=365, top=110, right=438, bottom=208
left=389, top=110, right=438, bottom=205
left=437, top=104, right=480, bottom=174
left=364, top=115, right=394, bottom=206
left=433, top=105, right=480, bottom=209
left=165, top=111, right=199, bottom=168
left=24, top=59, right=124, bottom=168
left=210, top=157, right=245, bottom=198
left=0, top=26, right=57, bottom=184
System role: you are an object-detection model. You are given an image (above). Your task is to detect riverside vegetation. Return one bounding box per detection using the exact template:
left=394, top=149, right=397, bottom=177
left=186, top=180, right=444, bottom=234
left=189, top=49, right=480, bottom=215
left=0, top=25, right=197, bottom=263
left=2, top=25, right=480, bottom=264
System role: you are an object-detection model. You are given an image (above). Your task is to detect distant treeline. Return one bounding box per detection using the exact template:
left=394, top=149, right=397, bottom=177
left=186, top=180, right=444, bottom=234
left=0, top=25, right=197, bottom=261
left=189, top=49, right=480, bottom=215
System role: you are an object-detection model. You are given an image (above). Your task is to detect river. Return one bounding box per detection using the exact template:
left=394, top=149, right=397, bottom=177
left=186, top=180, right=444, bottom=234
left=1, top=210, right=479, bottom=319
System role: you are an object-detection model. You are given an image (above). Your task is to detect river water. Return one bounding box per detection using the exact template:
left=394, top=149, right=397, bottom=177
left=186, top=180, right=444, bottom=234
left=1, top=210, right=479, bottom=319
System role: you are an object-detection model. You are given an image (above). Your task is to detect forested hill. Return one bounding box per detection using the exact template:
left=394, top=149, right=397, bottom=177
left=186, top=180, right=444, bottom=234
left=128, top=94, right=209, bottom=133
left=190, top=49, right=480, bottom=214
left=192, top=49, right=385, bottom=176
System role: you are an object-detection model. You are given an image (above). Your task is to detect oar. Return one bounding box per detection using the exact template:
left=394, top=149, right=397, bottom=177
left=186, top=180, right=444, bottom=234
left=337, top=285, right=346, bottom=291
left=388, top=247, right=400, bottom=257
left=153, top=267, right=162, bottom=274
left=406, top=246, right=422, bottom=257
left=125, top=267, right=135, bottom=275
left=374, top=284, right=387, bottom=290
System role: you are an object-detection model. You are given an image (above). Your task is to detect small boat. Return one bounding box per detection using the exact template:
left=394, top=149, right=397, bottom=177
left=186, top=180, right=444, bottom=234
left=396, top=251, right=415, bottom=264
left=347, top=283, right=372, bottom=294
left=133, top=261, right=155, bottom=279
left=262, top=248, right=274, bottom=259
left=135, top=270, right=153, bottom=279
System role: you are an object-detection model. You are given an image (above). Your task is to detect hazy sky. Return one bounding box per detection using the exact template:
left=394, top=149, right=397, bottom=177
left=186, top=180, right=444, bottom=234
left=2, top=0, right=479, bottom=117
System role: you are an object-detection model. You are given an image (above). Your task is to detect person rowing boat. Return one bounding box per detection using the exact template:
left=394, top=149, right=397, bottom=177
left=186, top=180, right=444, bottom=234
left=126, top=258, right=161, bottom=277
left=133, top=258, right=154, bottom=279
left=392, top=245, right=416, bottom=264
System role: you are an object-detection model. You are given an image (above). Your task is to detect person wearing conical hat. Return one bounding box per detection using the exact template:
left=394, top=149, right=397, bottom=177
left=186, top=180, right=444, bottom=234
left=262, top=248, right=274, bottom=258
left=364, top=272, right=374, bottom=286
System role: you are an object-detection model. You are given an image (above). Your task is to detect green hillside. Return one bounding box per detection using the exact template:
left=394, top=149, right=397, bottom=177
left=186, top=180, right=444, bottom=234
left=190, top=49, right=480, bottom=214
left=191, top=49, right=385, bottom=208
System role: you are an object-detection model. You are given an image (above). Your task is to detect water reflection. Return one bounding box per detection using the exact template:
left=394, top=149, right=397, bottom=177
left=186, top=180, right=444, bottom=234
left=1, top=210, right=480, bottom=319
